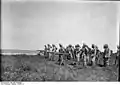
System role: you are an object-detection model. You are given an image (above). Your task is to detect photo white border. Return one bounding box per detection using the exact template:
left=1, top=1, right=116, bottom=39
left=1, top=0, right=119, bottom=84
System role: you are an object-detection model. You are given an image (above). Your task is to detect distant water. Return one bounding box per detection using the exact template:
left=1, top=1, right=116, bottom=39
left=0, top=49, right=40, bottom=55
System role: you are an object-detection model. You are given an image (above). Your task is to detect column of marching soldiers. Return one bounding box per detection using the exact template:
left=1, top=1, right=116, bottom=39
left=41, top=43, right=119, bottom=67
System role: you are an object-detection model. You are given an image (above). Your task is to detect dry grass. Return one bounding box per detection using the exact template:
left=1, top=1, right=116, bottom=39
left=1, top=54, right=118, bottom=81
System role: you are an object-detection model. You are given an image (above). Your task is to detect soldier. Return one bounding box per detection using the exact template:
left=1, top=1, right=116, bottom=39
left=58, top=44, right=66, bottom=65
left=96, top=46, right=102, bottom=65
left=91, top=44, right=98, bottom=66
left=52, top=44, right=57, bottom=52
left=74, top=44, right=81, bottom=63
left=103, top=44, right=111, bottom=66
left=115, top=45, right=120, bottom=66
left=47, top=44, right=52, bottom=52
left=65, top=46, right=70, bottom=60
left=47, top=44, right=52, bottom=60
left=51, top=44, right=57, bottom=61
left=72, top=45, right=76, bottom=60
left=44, top=45, right=48, bottom=57
left=117, top=45, right=120, bottom=81
left=81, top=43, right=90, bottom=67
left=67, top=44, right=74, bottom=60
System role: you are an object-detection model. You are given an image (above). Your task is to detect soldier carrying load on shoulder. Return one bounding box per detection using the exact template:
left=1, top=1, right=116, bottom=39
left=103, top=44, right=111, bottom=66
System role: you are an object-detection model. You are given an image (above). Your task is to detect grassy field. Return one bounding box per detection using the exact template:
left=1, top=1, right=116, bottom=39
left=1, top=54, right=119, bottom=81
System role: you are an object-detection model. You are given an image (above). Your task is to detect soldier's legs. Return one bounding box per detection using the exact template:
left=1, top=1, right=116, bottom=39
left=58, top=55, right=61, bottom=63
left=76, top=54, right=79, bottom=62
left=53, top=54, right=55, bottom=60
left=103, top=57, right=108, bottom=67
left=76, top=54, right=80, bottom=65
left=47, top=52, right=49, bottom=59
left=92, top=56, right=96, bottom=66
left=88, top=55, right=92, bottom=65
left=49, top=53, right=52, bottom=60
left=58, top=54, right=63, bottom=65
left=70, top=53, right=73, bottom=60
left=74, top=54, right=77, bottom=60
left=44, top=51, right=47, bottom=58
left=84, top=55, right=87, bottom=66
left=72, top=52, right=75, bottom=60
left=106, top=58, right=110, bottom=66
left=67, top=54, right=71, bottom=60
left=103, top=57, right=106, bottom=66
left=86, top=55, right=90, bottom=64
left=115, top=56, right=118, bottom=66
left=95, top=55, right=98, bottom=65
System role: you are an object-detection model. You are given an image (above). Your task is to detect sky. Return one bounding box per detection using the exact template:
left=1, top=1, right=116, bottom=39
left=1, top=0, right=119, bottom=52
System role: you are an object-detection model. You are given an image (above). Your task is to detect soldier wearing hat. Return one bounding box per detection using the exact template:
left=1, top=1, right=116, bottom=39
left=52, top=44, right=57, bottom=52
left=47, top=44, right=52, bottom=51
left=67, top=44, right=74, bottom=60
left=117, top=45, right=120, bottom=81
left=58, top=44, right=66, bottom=65
left=117, top=45, right=120, bottom=57
left=47, top=44, right=52, bottom=60
left=50, top=44, right=57, bottom=61
left=91, top=44, right=98, bottom=66
left=44, top=45, right=48, bottom=58
left=103, top=44, right=111, bottom=66
left=81, top=43, right=91, bottom=67
left=115, top=45, right=120, bottom=66
left=74, top=44, right=81, bottom=62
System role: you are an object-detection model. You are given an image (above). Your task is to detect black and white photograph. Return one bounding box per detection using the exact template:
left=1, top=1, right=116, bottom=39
left=1, top=0, right=120, bottom=82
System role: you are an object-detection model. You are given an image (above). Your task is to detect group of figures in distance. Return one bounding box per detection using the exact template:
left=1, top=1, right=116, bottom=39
left=38, top=43, right=119, bottom=67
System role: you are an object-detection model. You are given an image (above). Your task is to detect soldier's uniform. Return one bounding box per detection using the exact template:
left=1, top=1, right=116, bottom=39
left=74, top=44, right=81, bottom=62
left=65, top=46, right=71, bottom=60
left=117, top=45, right=120, bottom=81
left=44, top=45, right=48, bottom=57
left=103, top=44, right=111, bottom=66
left=52, top=44, right=57, bottom=52
left=91, top=44, right=98, bottom=66
left=58, top=44, right=66, bottom=65
left=71, top=46, right=75, bottom=59
left=67, top=44, right=74, bottom=60
left=47, top=44, right=52, bottom=60
left=50, top=44, right=57, bottom=61
left=81, top=43, right=90, bottom=66
left=47, top=44, right=52, bottom=51
left=115, top=45, right=120, bottom=66
left=96, top=47, right=101, bottom=65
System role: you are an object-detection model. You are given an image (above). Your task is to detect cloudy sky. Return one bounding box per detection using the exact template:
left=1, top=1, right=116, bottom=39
left=1, top=0, right=119, bottom=52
